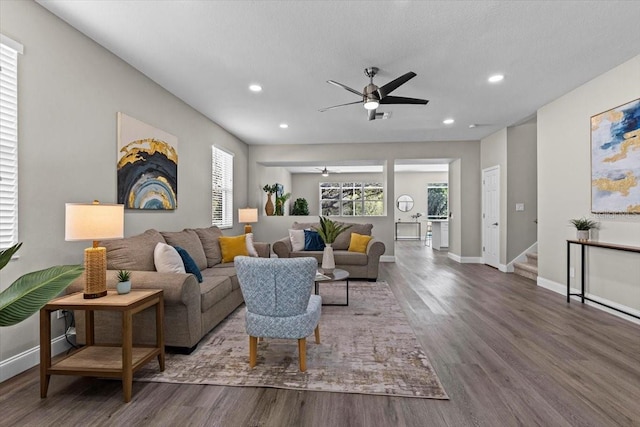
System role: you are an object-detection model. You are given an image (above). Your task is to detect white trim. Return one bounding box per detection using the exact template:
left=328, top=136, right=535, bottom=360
left=537, top=276, right=640, bottom=326
left=0, top=34, right=24, bottom=54
left=380, top=255, right=395, bottom=262
left=448, top=253, right=483, bottom=263
left=498, top=263, right=510, bottom=273
left=0, top=335, right=71, bottom=383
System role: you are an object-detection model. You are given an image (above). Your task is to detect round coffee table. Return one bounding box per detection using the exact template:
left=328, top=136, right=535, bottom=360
left=314, top=268, right=350, bottom=306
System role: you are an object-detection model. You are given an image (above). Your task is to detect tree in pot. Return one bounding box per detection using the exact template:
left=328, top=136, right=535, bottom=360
left=291, top=198, right=309, bottom=216
left=313, top=217, right=351, bottom=274
left=275, top=192, right=291, bottom=216
left=569, top=217, right=598, bottom=241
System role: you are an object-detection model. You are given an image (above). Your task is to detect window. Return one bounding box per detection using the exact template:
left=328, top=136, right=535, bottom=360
left=211, top=146, right=233, bottom=228
left=427, top=183, right=448, bottom=220
left=0, top=36, right=23, bottom=249
left=320, top=182, right=383, bottom=216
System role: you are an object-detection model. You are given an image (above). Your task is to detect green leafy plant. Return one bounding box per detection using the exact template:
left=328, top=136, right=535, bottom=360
left=313, top=216, right=352, bottom=244
left=262, top=184, right=277, bottom=194
left=0, top=243, right=84, bottom=327
left=291, top=198, right=309, bottom=215
left=275, top=192, right=291, bottom=216
left=117, top=270, right=131, bottom=282
left=569, top=217, right=598, bottom=230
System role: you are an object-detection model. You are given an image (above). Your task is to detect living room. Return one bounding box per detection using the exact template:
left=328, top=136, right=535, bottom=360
left=1, top=1, right=639, bottom=425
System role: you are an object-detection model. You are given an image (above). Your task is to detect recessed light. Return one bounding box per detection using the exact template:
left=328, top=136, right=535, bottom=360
left=279, top=123, right=289, bottom=129
left=443, top=118, right=455, bottom=125
left=469, top=124, right=477, bottom=128
left=488, top=74, right=504, bottom=83
left=249, top=84, right=262, bottom=92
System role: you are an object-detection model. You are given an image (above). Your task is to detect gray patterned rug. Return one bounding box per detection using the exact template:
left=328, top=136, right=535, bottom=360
left=135, top=281, right=448, bottom=399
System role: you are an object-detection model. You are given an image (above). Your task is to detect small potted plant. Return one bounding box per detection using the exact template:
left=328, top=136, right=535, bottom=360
left=116, top=270, right=132, bottom=294
left=569, top=217, right=598, bottom=241
left=314, top=217, right=352, bottom=274
left=291, top=198, right=309, bottom=216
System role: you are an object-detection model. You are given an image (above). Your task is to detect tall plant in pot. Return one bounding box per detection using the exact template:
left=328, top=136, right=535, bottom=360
left=262, top=184, right=277, bottom=216
left=314, top=217, right=351, bottom=274
left=569, top=217, right=598, bottom=241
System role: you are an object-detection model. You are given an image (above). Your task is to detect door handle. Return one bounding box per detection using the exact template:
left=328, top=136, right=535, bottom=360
left=492, top=222, right=498, bottom=226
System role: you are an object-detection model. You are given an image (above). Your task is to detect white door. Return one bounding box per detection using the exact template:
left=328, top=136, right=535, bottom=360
left=482, top=166, right=500, bottom=268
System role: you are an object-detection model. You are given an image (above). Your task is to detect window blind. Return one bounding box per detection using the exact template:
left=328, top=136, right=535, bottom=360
left=212, top=146, right=233, bottom=228
left=0, top=37, right=21, bottom=249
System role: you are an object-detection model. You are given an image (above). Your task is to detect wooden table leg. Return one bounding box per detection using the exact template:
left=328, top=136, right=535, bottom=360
left=122, top=310, right=133, bottom=403
left=156, top=295, right=165, bottom=371
left=39, top=309, right=51, bottom=398
left=85, top=310, right=95, bottom=346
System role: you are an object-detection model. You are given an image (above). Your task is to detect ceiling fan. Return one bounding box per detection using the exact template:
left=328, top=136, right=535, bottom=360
left=320, top=67, right=429, bottom=121
left=316, top=166, right=340, bottom=177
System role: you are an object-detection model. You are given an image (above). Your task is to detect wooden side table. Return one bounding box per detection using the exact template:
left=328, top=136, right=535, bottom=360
left=40, top=289, right=164, bottom=403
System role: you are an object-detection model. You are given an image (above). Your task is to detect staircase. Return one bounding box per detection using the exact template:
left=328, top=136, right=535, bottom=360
left=514, top=252, right=538, bottom=280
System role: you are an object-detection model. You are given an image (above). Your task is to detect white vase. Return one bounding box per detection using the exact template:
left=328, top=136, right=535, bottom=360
left=322, top=244, right=335, bottom=274
left=577, top=230, right=590, bottom=241
left=117, top=280, right=131, bottom=294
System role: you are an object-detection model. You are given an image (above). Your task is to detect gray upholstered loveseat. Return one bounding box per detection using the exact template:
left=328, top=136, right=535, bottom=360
left=67, top=227, right=269, bottom=353
left=272, top=221, right=385, bottom=280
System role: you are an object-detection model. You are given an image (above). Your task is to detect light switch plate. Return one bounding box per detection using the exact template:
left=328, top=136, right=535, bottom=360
left=515, top=203, right=525, bottom=211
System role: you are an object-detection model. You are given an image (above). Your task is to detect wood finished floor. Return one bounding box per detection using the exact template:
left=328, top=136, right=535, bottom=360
left=1, top=241, right=639, bottom=426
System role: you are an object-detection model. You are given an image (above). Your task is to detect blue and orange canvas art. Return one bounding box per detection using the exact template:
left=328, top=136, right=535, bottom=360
left=117, top=113, right=178, bottom=210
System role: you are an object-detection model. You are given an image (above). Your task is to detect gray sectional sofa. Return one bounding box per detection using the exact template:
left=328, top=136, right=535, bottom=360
left=272, top=221, right=385, bottom=280
left=67, top=226, right=269, bottom=353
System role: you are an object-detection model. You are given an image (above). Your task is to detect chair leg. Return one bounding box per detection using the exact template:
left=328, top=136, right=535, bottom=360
left=314, top=325, right=320, bottom=344
left=298, top=338, right=306, bottom=372
left=249, top=336, right=258, bottom=368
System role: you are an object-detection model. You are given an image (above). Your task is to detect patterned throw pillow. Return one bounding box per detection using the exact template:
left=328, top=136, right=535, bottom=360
left=219, top=234, right=250, bottom=263
left=304, top=230, right=325, bottom=251
left=173, top=246, right=203, bottom=283
left=348, top=232, right=373, bottom=253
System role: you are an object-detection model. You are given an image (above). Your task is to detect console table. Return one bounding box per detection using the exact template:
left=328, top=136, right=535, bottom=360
left=566, top=239, right=640, bottom=320
left=395, top=221, right=421, bottom=240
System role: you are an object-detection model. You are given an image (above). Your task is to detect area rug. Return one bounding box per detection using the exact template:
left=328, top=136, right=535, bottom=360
left=135, top=281, right=448, bottom=399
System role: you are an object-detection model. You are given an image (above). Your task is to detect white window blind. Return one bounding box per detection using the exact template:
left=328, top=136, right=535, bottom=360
left=0, top=36, right=22, bottom=249
left=212, top=146, right=233, bottom=228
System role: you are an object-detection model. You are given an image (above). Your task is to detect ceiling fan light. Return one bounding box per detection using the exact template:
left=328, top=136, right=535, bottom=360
left=364, top=98, right=379, bottom=110
left=321, top=167, right=329, bottom=177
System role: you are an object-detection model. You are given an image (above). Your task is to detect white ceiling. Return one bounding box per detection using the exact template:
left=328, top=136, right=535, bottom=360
left=38, top=1, right=640, bottom=146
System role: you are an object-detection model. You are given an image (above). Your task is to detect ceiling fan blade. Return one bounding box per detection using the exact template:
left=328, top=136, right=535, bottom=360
left=327, top=80, right=364, bottom=97
left=319, top=100, right=363, bottom=112
left=379, top=96, right=429, bottom=105
left=368, top=109, right=377, bottom=121
left=377, top=72, right=417, bottom=98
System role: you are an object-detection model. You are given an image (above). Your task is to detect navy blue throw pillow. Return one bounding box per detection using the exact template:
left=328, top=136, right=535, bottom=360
left=304, top=230, right=325, bottom=251
left=173, top=246, right=203, bottom=283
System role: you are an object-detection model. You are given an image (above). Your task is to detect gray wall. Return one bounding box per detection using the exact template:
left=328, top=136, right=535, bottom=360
left=394, top=171, right=448, bottom=239
left=538, top=54, right=640, bottom=314
left=0, top=1, right=249, bottom=370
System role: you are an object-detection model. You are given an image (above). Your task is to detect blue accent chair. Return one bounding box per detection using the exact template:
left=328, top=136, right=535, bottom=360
left=235, top=256, right=321, bottom=371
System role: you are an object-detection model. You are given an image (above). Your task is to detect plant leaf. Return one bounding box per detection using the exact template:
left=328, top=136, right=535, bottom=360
left=0, top=265, right=84, bottom=327
left=0, top=242, right=22, bottom=270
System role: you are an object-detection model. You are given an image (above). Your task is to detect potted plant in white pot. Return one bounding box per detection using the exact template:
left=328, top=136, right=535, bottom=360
left=569, top=217, right=598, bottom=241
left=116, top=270, right=132, bottom=294
left=314, top=217, right=351, bottom=274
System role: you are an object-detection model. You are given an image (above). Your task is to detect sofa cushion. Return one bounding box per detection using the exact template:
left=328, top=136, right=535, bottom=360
left=246, top=233, right=259, bottom=257
left=102, top=229, right=165, bottom=271
left=192, top=226, right=223, bottom=267
left=219, top=234, right=249, bottom=263
left=290, top=250, right=368, bottom=266
left=333, top=223, right=373, bottom=250
left=207, top=265, right=240, bottom=290
left=304, top=230, right=325, bottom=251
left=289, top=229, right=305, bottom=251
left=161, top=229, right=208, bottom=271
left=154, top=242, right=186, bottom=273
left=199, top=275, right=232, bottom=312
left=348, top=232, right=373, bottom=253
left=291, top=221, right=318, bottom=231
left=174, top=246, right=203, bottom=283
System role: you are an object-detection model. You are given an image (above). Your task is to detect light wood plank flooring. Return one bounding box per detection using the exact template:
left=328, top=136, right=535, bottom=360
left=1, top=241, right=639, bottom=426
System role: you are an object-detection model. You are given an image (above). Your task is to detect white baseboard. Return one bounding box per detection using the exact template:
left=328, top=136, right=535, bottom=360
left=537, top=276, right=640, bottom=326
left=498, top=263, right=511, bottom=273
left=0, top=335, right=71, bottom=383
left=448, top=253, right=483, bottom=263
left=380, top=255, right=395, bottom=262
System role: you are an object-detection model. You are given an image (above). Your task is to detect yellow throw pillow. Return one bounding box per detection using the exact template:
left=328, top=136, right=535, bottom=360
left=219, top=234, right=249, bottom=263
left=348, top=232, right=373, bottom=253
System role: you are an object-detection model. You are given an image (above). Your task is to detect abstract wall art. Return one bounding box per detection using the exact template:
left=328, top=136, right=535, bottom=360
left=591, top=98, right=640, bottom=214
left=117, top=112, right=178, bottom=210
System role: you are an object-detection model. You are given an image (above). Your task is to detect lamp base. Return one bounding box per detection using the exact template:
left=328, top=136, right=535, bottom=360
left=84, top=246, right=108, bottom=299
left=244, top=224, right=252, bottom=234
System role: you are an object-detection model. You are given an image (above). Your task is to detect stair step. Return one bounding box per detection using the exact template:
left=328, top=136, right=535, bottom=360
left=514, top=261, right=538, bottom=281
left=525, top=252, right=538, bottom=266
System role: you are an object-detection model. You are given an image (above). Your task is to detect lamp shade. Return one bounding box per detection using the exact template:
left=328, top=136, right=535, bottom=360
left=65, top=202, right=124, bottom=241
left=238, top=208, right=258, bottom=224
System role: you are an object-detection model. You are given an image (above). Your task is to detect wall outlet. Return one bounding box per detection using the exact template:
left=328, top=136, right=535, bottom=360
left=569, top=267, right=575, bottom=278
